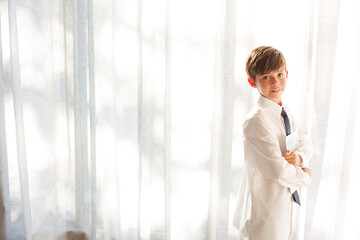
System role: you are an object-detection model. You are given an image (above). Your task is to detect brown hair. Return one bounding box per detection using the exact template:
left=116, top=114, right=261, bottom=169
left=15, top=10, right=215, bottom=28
left=245, top=46, right=287, bottom=80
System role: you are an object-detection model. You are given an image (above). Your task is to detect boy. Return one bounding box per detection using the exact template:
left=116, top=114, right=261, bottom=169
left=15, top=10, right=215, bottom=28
left=233, top=46, right=312, bottom=240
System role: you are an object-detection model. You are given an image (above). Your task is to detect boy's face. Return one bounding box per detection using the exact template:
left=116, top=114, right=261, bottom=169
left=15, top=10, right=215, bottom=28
left=248, top=67, right=288, bottom=105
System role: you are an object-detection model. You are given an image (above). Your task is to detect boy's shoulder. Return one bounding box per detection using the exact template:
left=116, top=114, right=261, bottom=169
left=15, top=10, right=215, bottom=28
left=244, top=104, right=272, bottom=123
left=242, top=105, right=272, bottom=132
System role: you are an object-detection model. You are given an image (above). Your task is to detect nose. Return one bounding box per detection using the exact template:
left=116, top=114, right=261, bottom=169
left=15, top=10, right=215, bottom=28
left=272, top=77, right=280, bottom=86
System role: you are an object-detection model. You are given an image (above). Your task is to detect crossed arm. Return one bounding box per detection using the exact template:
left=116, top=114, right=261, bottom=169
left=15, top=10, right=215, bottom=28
left=243, top=116, right=312, bottom=187
left=285, top=150, right=312, bottom=177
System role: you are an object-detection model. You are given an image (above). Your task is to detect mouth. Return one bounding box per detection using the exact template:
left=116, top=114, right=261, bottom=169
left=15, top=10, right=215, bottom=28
left=271, top=89, right=281, bottom=93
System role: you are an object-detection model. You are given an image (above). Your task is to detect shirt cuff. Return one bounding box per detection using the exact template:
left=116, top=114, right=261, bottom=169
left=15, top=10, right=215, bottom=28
left=296, top=151, right=307, bottom=168
left=304, top=171, right=311, bottom=185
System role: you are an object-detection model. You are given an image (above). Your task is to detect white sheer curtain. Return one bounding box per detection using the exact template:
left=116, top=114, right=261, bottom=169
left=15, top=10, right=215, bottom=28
left=1, top=0, right=360, bottom=239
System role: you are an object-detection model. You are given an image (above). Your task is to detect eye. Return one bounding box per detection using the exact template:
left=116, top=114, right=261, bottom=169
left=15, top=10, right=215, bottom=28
left=263, top=76, right=270, bottom=80
left=279, top=73, right=284, bottom=77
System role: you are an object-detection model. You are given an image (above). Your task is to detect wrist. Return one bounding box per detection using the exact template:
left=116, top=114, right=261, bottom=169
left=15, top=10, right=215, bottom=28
left=296, top=152, right=303, bottom=167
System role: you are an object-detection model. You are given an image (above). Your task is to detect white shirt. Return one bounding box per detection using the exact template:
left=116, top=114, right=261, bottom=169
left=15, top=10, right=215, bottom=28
left=233, top=96, right=311, bottom=240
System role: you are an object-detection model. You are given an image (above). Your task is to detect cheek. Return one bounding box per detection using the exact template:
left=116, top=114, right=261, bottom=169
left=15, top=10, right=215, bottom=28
left=260, top=82, right=271, bottom=90
left=257, top=83, right=265, bottom=91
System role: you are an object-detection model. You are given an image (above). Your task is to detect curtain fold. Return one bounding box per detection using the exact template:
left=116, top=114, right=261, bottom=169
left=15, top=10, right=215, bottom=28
left=87, top=0, right=97, bottom=237
left=1, top=0, right=360, bottom=239
left=73, top=0, right=90, bottom=233
left=0, top=8, right=11, bottom=239
left=305, top=0, right=342, bottom=238
left=7, top=0, right=32, bottom=238
left=207, top=0, right=236, bottom=239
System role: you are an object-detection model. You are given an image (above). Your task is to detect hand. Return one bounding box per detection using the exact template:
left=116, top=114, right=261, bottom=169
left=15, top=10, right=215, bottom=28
left=302, top=167, right=312, bottom=177
left=284, top=150, right=302, bottom=167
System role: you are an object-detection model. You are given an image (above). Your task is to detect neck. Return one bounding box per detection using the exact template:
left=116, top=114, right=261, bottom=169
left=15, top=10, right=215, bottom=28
left=261, top=94, right=282, bottom=106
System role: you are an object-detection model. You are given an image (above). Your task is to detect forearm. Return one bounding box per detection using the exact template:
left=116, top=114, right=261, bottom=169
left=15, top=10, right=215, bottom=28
left=245, top=139, right=311, bottom=188
left=274, top=165, right=311, bottom=188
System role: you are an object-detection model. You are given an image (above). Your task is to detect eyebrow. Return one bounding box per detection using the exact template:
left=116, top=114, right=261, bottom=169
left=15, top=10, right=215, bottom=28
left=260, top=69, right=285, bottom=75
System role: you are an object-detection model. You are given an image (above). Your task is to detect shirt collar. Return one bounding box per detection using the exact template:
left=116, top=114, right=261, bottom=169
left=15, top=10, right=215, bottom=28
left=257, top=95, right=283, bottom=116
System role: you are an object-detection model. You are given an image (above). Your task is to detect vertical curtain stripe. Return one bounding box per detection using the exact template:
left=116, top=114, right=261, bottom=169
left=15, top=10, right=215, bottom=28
left=298, top=1, right=320, bottom=238
left=208, top=0, right=237, bottom=239
left=305, top=0, right=342, bottom=236
left=0, top=12, right=11, bottom=239
left=164, top=0, right=171, bottom=239
left=88, top=0, right=97, bottom=238
left=63, top=0, right=78, bottom=232
left=216, top=0, right=236, bottom=239
left=208, top=6, right=219, bottom=238
left=301, top=0, right=320, bottom=134
left=137, top=0, right=143, bottom=238
left=7, top=0, right=32, bottom=238
left=62, top=0, right=73, bottom=232
left=74, top=0, right=90, bottom=232
left=333, top=39, right=360, bottom=238
left=49, top=0, right=62, bottom=237
left=333, top=80, right=358, bottom=239
left=111, top=0, right=122, bottom=236
left=137, top=1, right=155, bottom=233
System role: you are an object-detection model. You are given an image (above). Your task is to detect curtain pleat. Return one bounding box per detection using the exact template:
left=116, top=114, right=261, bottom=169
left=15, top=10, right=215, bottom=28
left=63, top=0, right=77, bottom=236
left=87, top=0, right=97, bottom=238
left=137, top=0, right=168, bottom=238
left=305, top=0, right=342, bottom=238
left=136, top=0, right=143, bottom=239
left=0, top=10, right=11, bottom=239
left=7, top=0, right=32, bottom=238
left=333, top=79, right=358, bottom=240
left=300, top=0, right=319, bottom=134
left=49, top=0, right=61, bottom=238
left=208, top=0, right=236, bottom=239
left=73, top=0, right=90, bottom=233
left=164, top=0, right=171, bottom=239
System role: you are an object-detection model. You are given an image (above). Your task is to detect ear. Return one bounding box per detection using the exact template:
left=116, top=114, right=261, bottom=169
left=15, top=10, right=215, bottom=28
left=248, top=77, right=257, bottom=88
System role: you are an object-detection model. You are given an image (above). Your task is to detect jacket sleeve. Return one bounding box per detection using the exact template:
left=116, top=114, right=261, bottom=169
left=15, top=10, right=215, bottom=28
left=243, top=116, right=311, bottom=188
